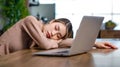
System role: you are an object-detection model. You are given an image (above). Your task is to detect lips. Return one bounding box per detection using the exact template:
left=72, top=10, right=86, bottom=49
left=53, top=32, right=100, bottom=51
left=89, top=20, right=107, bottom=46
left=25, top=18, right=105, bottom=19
left=46, top=31, right=51, bottom=38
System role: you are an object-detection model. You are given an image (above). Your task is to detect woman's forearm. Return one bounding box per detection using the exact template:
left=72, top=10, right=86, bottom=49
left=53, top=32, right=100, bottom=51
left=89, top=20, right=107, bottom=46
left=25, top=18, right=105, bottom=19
left=58, top=38, right=73, bottom=48
left=22, top=16, right=59, bottom=49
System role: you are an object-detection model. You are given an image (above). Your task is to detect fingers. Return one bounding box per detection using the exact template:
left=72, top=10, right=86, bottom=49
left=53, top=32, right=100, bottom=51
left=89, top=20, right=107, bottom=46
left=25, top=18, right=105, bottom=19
left=104, top=42, right=118, bottom=49
left=107, top=44, right=117, bottom=49
left=102, top=44, right=111, bottom=49
left=57, top=39, right=62, bottom=43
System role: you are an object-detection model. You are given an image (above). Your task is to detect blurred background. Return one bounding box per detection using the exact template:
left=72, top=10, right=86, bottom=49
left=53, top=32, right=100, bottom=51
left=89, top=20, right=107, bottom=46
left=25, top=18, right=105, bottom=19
left=0, top=0, right=120, bottom=37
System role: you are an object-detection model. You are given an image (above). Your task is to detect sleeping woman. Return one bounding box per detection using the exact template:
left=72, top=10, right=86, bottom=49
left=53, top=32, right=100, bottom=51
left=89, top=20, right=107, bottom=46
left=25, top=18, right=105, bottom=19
left=0, top=16, right=117, bottom=56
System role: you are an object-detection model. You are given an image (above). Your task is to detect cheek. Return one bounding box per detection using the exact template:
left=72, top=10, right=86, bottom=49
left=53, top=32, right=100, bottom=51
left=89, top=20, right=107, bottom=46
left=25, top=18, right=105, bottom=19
left=45, top=25, right=52, bottom=31
left=50, top=24, right=55, bottom=29
left=48, top=25, right=55, bottom=32
left=61, top=27, right=67, bottom=37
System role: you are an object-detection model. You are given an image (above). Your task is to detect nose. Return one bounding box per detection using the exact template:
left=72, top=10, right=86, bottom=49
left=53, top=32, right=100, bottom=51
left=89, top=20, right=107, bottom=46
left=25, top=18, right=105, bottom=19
left=51, top=30, right=59, bottom=36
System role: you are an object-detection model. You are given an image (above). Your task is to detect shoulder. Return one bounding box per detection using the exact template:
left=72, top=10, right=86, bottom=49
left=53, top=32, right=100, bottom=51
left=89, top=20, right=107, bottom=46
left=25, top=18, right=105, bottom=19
left=23, top=15, right=43, bottom=28
left=25, top=15, right=37, bottom=21
left=23, top=16, right=43, bottom=24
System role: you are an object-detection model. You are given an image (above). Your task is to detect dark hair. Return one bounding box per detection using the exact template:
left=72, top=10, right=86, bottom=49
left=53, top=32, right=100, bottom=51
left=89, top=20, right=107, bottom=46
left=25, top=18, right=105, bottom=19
left=55, top=18, right=73, bottom=39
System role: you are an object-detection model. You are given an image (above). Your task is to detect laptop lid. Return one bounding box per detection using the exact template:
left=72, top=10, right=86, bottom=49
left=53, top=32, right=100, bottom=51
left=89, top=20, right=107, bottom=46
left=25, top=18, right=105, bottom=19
left=69, top=16, right=104, bottom=55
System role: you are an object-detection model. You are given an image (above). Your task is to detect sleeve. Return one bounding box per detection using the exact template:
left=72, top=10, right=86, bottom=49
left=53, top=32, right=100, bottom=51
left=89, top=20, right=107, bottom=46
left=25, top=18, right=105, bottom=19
left=21, top=16, right=58, bottom=49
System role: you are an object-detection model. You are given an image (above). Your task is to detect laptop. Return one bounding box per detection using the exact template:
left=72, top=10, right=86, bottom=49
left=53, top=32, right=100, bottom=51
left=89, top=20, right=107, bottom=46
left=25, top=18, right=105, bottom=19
left=33, top=16, right=104, bottom=56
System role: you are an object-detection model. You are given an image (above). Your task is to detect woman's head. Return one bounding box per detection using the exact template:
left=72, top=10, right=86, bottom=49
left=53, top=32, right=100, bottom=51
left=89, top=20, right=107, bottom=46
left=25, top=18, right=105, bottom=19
left=43, top=18, right=73, bottom=40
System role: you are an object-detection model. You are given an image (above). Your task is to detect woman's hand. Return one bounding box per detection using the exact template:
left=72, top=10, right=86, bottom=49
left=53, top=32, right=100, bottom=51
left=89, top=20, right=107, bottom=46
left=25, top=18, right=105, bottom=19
left=51, top=39, right=62, bottom=44
left=47, top=39, right=62, bottom=47
left=94, top=41, right=118, bottom=49
left=58, top=38, right=73, bottom=48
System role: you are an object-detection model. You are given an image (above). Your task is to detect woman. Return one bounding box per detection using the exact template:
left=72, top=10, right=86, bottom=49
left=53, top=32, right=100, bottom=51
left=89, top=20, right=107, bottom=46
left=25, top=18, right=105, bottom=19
left=0, top=16, right=117, bottom=56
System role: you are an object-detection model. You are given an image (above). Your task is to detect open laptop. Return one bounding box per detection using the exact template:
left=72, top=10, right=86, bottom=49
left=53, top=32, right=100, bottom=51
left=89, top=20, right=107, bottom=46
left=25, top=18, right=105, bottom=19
left=33, top=16, right=104, bottom=56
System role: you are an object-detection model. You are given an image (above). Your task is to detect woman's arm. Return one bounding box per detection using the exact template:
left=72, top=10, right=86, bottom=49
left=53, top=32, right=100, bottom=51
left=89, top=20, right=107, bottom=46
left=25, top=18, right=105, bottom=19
left=58, top=38, right=73, bottom=48
left=59, top=38, right=118, bottom=49
left=94, top=41, right=118, bottom=49
left=22, top=16, right=58, bottom=49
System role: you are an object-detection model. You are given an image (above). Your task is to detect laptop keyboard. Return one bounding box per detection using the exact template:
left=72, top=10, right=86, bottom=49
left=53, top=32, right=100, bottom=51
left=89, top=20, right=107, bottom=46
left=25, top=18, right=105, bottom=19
left=56, top=50, right=69, bottom=53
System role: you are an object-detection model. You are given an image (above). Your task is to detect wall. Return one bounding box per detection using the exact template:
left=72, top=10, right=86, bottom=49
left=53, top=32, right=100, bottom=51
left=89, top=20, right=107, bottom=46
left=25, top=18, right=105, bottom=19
left=29, top=4, right=55, bottom=22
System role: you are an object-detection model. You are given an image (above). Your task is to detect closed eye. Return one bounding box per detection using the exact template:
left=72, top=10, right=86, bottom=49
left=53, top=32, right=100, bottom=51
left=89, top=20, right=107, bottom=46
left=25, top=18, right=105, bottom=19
left=57, top=33, right=62, bottom=39
left=55, top=25, right=59, bottom=31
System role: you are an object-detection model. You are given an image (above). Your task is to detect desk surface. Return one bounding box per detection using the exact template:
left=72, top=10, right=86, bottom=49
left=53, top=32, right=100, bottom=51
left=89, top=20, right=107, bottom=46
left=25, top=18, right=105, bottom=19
left=0, top=39, right=120, bottom=67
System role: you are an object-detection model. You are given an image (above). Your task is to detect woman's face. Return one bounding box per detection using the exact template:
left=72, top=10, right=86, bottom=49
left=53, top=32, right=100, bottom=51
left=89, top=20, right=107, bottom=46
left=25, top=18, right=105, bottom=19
left=43, top=21, right=66, bottom=40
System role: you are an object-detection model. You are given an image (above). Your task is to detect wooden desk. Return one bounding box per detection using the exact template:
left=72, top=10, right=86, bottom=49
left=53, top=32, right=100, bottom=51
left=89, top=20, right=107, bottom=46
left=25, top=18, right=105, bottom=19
left=0, top=39, right=120, bottom=67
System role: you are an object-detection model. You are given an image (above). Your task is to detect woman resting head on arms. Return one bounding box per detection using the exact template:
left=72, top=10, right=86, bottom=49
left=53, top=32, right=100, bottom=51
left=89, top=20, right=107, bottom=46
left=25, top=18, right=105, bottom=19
left=0, top=16, right=117, bottom=56
left=50, top=18, right=117, bottom=49
left=47, top=17, right=117, bottom=49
